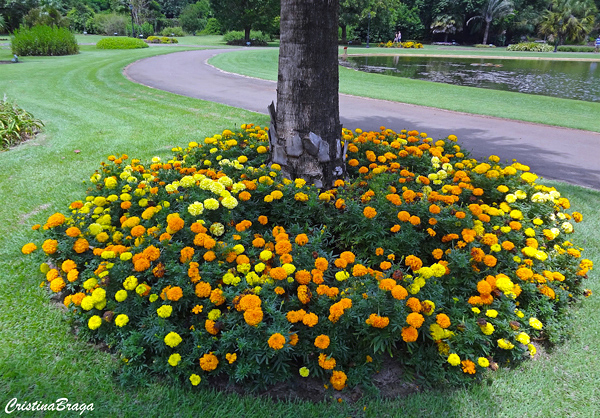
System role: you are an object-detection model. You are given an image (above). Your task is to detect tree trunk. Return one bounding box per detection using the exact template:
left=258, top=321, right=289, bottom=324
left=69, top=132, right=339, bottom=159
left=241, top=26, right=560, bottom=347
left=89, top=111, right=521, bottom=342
left=244, top=26, right=251, bottom=44
left=483, top=19, right=491, bottom=44
left=269, top=0, right=344, bottom=189
left=341, top=24, right=347, bottom=43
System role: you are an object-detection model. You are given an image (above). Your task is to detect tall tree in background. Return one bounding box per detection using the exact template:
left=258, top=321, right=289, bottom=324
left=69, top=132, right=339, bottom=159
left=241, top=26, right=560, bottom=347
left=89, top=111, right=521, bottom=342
left=339, top=0, right=369, bottom=43
left=269, top=0, right=344, bottom=189
left=467, top=0, right=514, bottom=44
left=210, top=0, right=279, bottom=43
left=539, top=0, right=596, bottom=51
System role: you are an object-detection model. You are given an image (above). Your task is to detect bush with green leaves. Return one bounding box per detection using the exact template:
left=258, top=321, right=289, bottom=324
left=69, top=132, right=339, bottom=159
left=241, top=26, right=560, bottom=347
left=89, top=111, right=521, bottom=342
left=160, top=26, right=186, bottom=37
left=506, top=42, right=553, bottom=52
left=557, top=45, right=595, bottom=52
left=201, top=18, right=222, bottom=35
left=146, top=36, right=178, bottom=44
left=22, top=124, right=593, bottom=391
left=92, top=13, right=128, bottom=36
left=1, top=96, right=44, bottom=150
left=11, top=25, right=79, bottom=56
left=223, top=30, right=270, bottom=46
left=96, top=37, right=149, bottom=50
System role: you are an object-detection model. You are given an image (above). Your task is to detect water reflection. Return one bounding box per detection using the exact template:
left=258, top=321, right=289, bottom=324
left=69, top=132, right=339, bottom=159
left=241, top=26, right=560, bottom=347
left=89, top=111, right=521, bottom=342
left=340, top=56, right=600, bottom=102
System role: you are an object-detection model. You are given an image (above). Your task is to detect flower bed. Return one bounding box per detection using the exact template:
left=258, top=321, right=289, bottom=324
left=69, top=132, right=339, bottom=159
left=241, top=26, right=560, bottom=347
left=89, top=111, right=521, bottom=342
left=23, top=125, right=592, bottom=391
left=377, top=41, right=424, bottom=48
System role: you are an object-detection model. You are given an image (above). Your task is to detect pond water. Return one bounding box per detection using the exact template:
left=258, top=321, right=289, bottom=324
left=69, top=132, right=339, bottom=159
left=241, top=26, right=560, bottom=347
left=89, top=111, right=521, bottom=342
left=340, top=55, right=600, bottom=102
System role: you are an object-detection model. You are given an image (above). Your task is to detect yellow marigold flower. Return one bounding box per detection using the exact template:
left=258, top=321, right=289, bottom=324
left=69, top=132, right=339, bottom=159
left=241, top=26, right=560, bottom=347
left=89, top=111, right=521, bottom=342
left=88, top=315, right=102, bottom=330
left=115, top=314, right=129, bottom=327
left=299, top=367, right=310, bottom=377
left=189, top=374, right=201, bottom=385
left=21, top=243, right=37, bottom=254
left=268, top=333, right=286, bottom=350
left=447, top=353, right=461, bottom=366
left=164, top=332, right=182, bottom=348
left=529, top=317, right=543, bottom=330
left=157, top=305, right=173, bottom=318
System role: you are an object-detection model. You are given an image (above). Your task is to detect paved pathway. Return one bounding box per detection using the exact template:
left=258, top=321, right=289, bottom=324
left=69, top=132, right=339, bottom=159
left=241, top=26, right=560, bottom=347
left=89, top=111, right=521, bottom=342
left=124, top=48, right=600, bottom=190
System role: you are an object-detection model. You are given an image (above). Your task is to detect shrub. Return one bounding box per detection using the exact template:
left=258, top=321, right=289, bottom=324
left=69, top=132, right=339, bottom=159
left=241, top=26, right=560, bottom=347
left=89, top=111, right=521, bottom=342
left=140, top=22, right=154, bottom=38
left=146, top=36, right=178, bottom=44
left=223, top=30, right=270, bottom=46
left=506, top=42, right=553, bottom=52
left=557, top=45, right=595, bottom=52
left=201, top=18, right=222, bottom=35
left=160, top=26, right=186, bottom=37
left=474, top=44, right=496, bottom=48
left=11, top=25, right=79, bottom=56
left=92, top=13, right=128, bottom=36
left=96, top=37, right=149, bottom=49
left=0, top=95, right=44, bottom=150
left=23, top=125, right=593, bottom=391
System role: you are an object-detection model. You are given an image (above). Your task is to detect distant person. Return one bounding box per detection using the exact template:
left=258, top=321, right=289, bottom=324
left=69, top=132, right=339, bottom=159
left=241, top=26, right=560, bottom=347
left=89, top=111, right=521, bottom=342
left=398, top=31, right=402, bottom=43
left=596, top=36, right=600, bottom=52
left=393, top=32, right=399, bottom=43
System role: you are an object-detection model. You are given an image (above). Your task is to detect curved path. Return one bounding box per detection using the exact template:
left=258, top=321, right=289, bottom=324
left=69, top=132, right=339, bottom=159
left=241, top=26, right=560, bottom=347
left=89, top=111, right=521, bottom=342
left=125, top=48, right=600, bottom=190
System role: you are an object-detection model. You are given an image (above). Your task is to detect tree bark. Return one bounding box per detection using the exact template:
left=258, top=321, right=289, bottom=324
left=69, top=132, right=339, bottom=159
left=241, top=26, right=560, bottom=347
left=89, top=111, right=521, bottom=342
left=483, top=19, right=491, bottom=44
left=269, top=0, right=344, bottom=189
left=341, top=24, right=347, bottom=43
left=244, top=26, right=251, bottom=44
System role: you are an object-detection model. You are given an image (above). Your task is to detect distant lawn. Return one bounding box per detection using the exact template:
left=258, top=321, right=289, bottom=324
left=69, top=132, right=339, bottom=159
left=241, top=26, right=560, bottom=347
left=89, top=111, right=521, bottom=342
left=0, top=43, right=599, bottom=418
left=210, top=48, right=600, bottom=133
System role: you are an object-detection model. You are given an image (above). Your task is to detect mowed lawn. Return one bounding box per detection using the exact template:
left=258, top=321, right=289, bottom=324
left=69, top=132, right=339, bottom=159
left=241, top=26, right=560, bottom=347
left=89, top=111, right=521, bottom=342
left=0, top=40, right=599, bottom=417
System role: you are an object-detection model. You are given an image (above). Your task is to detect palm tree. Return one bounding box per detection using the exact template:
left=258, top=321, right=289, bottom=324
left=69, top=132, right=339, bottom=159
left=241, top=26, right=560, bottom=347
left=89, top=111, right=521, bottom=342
left=538, top=0, right=597, bottom=52
left=430, top=14, right=463, bottom=43
left=467, top=0, right=514, bottom=45
left=0, top=15, right=6, bottom=34
left=270, top=0, right=344, bottom=189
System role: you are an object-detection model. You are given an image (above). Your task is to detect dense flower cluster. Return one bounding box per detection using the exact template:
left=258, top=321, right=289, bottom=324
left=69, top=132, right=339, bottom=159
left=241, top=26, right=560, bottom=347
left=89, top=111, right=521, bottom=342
left=23, top=124, right=593, bottom=390
left=377, top=41, right=424, bottom=48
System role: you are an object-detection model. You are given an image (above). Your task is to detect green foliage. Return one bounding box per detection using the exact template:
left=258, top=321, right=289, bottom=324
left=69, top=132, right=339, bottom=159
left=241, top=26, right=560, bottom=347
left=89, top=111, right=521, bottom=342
left=160, top=26, right=186, bottom=37
left=96, top=37, right=149, bottom=49
left=23, top=6, right=67, bottom=28
left=209, top=0, right=279, bottom=37
left=538, top=0, right=597, bottom=48
left=557, top=45, right=595, bottom=52
left=146, top=35, right=178, bottom=43
left=24, top=124, right=593, bottom=391
left=180, top=1, right=211, bottom=35
left=91, top=12, right=128, bottom=36
left=201, top=17, right=222, bottom=35
left=223, top=30, right=269, bottom=46
left=474, top=43, right=497, bottom=47
left=0, top=95, right=44, bottom=150
left=506, top=41, right=554, bottom=51
left=11, top=25, right=79, bottom=56
left=140, top=22, right=154, bottom=38
left=66, top=3, right=96, bottom=33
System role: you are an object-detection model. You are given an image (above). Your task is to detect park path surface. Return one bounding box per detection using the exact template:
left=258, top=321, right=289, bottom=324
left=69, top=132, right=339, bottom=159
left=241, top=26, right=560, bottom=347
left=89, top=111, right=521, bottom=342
left=124, top=48, right=600, bottom=190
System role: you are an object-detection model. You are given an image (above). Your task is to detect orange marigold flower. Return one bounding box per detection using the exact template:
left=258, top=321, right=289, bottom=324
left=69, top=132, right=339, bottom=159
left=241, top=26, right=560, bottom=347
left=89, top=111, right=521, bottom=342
left=268, top=333, right=286, bottom=350
left=289, top=333, right=299, bottom=346
left=269, top=267, right=288, bottom=280
left=314, top=335, right=330, bottom=349
left=363, top=206, right=377, bottom=219
left=436, top=313, right=451, bottom=329
left=406, top=297, right=422, bottom=312
left=380, top=261, right=392, bottom=270
left=286, top=309, right=307, bottom=323
left=405, top=255, right=423, bottom=271
left=199, top=353, right=219, bottom=371
left=143, top=245, right=161, bottom=261
left=314, top=257, right=329, bottom=271
left=243, top=308, right=263, bottom=326
left=166, top=286, right=183, bottom=301
left=295, top=270, right=312, bottom=285
left=180, top=246, right=195, bottom=263
left=366, top=313, right=390, bottom=328
left=295, top=234, right=309, bottom=246
left=65, top=227, right=81, bottom=237
left=190, top=222, right=207, bottom=234
left=298, top=285, right=311, bottom=304
left=401, top=326, right=419, bottom=342
left=44, top=213, right=66, bottom=229
left=461, top=359, right=476, bottom=374
left=379, top=278, right=396, bottom=291
left=302, top=312, right=319, bottom=327
left=205, top=319, right=218, bottom=335
left=275, top=240, right=292, bottom=255
left=42, top=239, right=58, bottom=255
left=21, top=243, right=37, bottom=254
left=330, top=370, right=347, bottom=391
left=50, top=277, right=66, bottom=293
left=134, top=257, right=150, bottom=272
left=432, top=248, right=444, bottom=260
left=210, top=288, right=225, bottom=306
left=391, top=285, right=408, bottom=300
left=352, top=264, right=368, bottom=277
left=483, top=255, right=497, bottom=267
left=406, top=312, right=425, bottom=328
left=340, top=251, right=355, bottom=264
left=318, top=353, right=336, bottom=370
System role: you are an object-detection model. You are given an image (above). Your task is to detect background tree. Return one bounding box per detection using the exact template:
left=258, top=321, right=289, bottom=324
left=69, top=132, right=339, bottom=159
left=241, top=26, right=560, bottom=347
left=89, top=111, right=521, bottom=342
left=0, top=14, right=6, bottom=32
left=539, top=0, right=597, bottom=51
left=0, top=0, right=39, bottom=31
left=467, top=0, right=514, bottom=44
left=66, top=3, right=95, bottom=32
left=179, top=0, right=210, bottom=33
left=210, top=0, right=279, bottom=43
left=339, top=0, right=369, bottom=43
left=270, top=0, right=343, bottom=189
left=430, top=13, right=463, bottom=42
left=24, top=5, right=67, bottom=27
